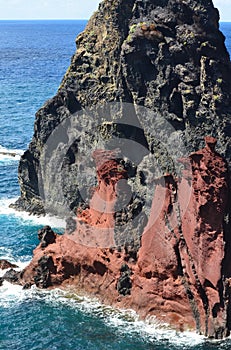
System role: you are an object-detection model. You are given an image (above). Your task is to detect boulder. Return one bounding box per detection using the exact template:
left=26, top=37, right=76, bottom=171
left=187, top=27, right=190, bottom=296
left=0, top=259, right=18, bottom=270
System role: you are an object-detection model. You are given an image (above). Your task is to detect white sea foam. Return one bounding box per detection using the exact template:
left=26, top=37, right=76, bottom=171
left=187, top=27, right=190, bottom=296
left=0, top=247, right=16, bottom=264
left=0, top=282, right=26, bottom=308
left=0, top=262, right=28, bottom=278
left=31, top=288, right=206, bottom=348
left=0, top=250, right=31, bottom=307
left=0, top=247, right=30, bottom=277
left=0, top=198, right=66, bottom=229
left=4, top=269, right=197, bottom=345
left=0, top=274, right=226, bottom=347
left=107, top=311, right=205, bottom=347
left=0, top=145, right=24, bottom=162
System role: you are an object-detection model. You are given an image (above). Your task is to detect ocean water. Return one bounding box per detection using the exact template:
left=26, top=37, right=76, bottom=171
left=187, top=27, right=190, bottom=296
left=0, top=20, right=230, bottom=350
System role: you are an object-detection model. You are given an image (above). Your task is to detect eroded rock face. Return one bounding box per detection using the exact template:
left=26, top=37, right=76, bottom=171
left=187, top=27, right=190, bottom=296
left=19, top=138, right=231, bottom=338
left=72, top=149, right=127, bottom=248
left=137, top=136, right=229, bottom=338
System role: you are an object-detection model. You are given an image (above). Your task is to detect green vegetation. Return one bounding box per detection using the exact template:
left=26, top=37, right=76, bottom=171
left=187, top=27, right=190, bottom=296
left=129, top=24, right=138, bottom=34
left=213, top=94, right=221, bottom=101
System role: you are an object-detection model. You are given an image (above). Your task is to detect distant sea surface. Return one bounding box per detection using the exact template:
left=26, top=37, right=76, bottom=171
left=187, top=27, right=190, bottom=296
left=0, top=20, right=231, bottom=350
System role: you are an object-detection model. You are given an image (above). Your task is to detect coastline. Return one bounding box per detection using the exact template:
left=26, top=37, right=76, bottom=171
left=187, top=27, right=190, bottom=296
left=0, top=273, right=206, bottom=347
left=1, top=0, right=231, bottom=345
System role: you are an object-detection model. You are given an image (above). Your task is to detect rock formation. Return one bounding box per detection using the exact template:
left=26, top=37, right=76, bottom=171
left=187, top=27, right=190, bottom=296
left=9, top=0, right=231, bottom=338
left=13, top=0, right=231, bottom=216
left=18, top=137, right=230, bottom=338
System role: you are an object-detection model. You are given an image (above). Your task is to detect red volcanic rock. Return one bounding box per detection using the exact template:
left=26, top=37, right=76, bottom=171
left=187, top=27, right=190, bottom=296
left=72, top=149, right=127, bottom=247
left=137, top=137, right=229, bottom=337
left=20, top=139, right=230, bottom=339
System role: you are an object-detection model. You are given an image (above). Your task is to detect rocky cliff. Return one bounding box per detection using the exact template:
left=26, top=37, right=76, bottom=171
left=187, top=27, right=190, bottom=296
left=10, top=0, right=231, bottom=338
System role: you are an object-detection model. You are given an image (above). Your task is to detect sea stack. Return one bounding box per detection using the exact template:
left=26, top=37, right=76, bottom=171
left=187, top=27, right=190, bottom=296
left=12, top=0, right=231, bottom=338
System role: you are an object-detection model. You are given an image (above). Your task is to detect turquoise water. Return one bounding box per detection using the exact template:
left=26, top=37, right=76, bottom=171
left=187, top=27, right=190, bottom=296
left=0, top=20, right=231, bottom=350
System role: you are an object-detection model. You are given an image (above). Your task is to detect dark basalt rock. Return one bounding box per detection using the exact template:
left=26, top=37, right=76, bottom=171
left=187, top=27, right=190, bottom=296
left=38, top=226, right=56, bottom=248
left=34, top=256, right=55, bottom=288
left=22, top=282, right=32, bottom=290
left=12, top=0, right=231, bottom=223
left=117, top=263, right=132, bottom=295
left=2, top=269, right=20, bottom=284
left=66, top=216, right=77, bottom=234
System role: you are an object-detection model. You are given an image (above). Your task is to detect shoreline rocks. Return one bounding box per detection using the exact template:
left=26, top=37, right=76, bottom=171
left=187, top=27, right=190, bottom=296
left=0, top=259, right=18, bottom=270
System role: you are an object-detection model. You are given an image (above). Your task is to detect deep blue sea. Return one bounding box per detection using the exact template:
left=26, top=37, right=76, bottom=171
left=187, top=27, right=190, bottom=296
left=0, top=20, right=230, bottom=350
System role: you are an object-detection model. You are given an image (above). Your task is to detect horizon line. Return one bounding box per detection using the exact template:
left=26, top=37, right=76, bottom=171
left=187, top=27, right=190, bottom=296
left=0, top=18, right=230, bottom=22
left=0, top=18, right=89, bottom=21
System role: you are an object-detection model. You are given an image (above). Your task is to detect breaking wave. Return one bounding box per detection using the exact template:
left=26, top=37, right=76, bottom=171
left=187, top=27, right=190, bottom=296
left=0, top=279, right=206, bottom=348
left=0, top=145, right=24, bottom=164
left=0, top=198, right=66, bottom=229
